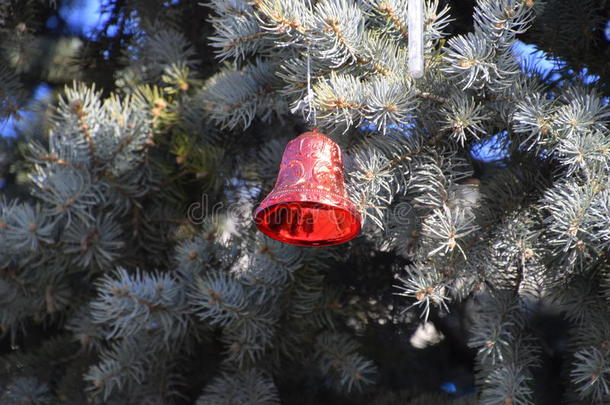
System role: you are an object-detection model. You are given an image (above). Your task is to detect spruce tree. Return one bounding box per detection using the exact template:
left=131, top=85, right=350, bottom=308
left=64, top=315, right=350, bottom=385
left=0, top=0, right=609, bottom=404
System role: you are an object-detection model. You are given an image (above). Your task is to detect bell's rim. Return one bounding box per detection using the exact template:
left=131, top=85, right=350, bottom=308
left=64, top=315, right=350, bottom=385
left=253, top=200, right=361, bottom=247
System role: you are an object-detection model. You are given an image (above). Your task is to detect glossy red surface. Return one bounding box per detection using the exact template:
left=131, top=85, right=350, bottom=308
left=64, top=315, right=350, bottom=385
left=254, top=130, right=361, bottom=246
left=255, top=202, right=360, bottom=246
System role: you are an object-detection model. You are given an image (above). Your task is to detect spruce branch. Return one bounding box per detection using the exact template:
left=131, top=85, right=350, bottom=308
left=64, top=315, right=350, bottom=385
left=0, top=377, right=53, bottom=405
left=480, top=364, right=534, bottom=405
left=200, top=59, right=284, bottom=129
left=570, top=347, right=610, bottom=403
left=422, top=204, right=478, bottom=259
left=253, top=0, right=312, bottom=35
left=139, top=25, right=200, bottom=71
left=30, top=165, right=99, bottom=226
left=395, top=263, right=450, bottom=321
left=442, top=33, right=496, bottom=90
left=365, top=0, right=410, bottom=41
left=2, top=202, right=54, bottom=254
left=311, top=0, right=366, bottom=69
left=512, top=92, right=557, bottom=149
left=542, top=181, right=603, bottom=270
left=0, top=65, right=27, bottom=120
left=63, top=214, right=124, bottom=270
left=84, top=338, right=150, bottom=400
left=364, top=77, right=417, bottom=134
left=555, top=86, right=610, bottom=139
left=90, top=268, right=189, bottom=343
left=439, top=94, right=489, bottom=146
left=473, top=0, right=537, bottom=47
left=189, top=270, right=275, bottom=342
left=313, top=72, right=364, bottom=128
left=315, top=332, right=377, bottom=393
left=197, top=369, right=280, bottom=405
left=556, top=131, right=610, bottom=177
left=467, top=292, right=524, bottom=365
left=348, top=148, right=397, bottom=227
left=208, top=4, right=268, bottom=61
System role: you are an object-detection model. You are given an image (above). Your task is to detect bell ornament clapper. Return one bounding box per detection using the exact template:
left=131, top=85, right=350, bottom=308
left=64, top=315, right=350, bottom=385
left=254, top=129, right=361, bottom=246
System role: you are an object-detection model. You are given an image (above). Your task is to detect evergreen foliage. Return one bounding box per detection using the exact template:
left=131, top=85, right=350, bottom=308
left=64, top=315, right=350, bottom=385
left=0, top=0, right=608, bottom=404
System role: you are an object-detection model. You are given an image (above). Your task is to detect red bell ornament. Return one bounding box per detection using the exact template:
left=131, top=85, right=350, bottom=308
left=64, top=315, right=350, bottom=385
left=254, top=130, right=361, bottom=246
